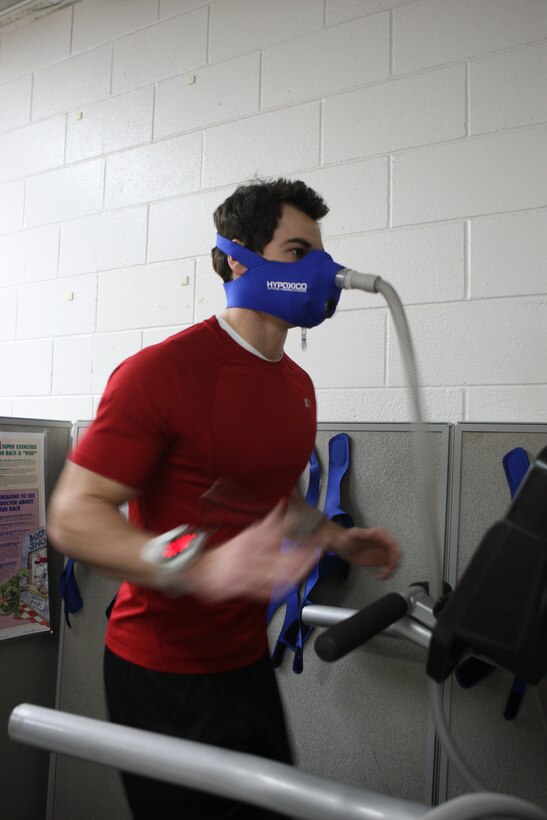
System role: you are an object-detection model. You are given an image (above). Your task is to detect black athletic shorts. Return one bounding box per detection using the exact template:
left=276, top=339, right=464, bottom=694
left=103, top=646, right=293, bottom=819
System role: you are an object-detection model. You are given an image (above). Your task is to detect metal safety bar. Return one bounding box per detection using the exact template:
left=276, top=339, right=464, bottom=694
left=9, top=703, right=426, bottom=820
left=10, top=703, right=547, bottom=820
left=302, top=584, right=435, bottom=652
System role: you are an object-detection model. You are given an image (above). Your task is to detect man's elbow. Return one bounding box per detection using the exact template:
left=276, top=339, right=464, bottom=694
left=47, top=487, right=76, bottom=556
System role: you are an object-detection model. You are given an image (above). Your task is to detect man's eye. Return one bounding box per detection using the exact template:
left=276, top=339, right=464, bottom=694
left=289, top=247, right=307, bottom=259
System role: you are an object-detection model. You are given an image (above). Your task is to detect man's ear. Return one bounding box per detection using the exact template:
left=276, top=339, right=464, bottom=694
left=227, top=239, right=247, bottom=280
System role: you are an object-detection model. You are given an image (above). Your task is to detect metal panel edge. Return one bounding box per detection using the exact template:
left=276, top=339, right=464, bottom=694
left=46, top=420, right=85, bottom=820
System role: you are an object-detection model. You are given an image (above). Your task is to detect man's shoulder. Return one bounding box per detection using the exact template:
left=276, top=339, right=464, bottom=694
left=147, top=316, right=219, bottom=353
left=283, top=352, right=314, bottom=387
left=122, top=317, right=223, bottom=369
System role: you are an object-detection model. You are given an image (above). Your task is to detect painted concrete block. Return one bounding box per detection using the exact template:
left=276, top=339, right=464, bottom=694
left=66, top=86, right=154, bottom=163
left=284, top=308, right=385, bottom=388
left=0, top=340, right=52, bottom=396
left=52, top=335, right=93, bottom=394
left=392, top=126, right=547, bottom=225
left=13, top=395, right=93, bottom=421
left=393, top=0, right=547, bottom=74
left=154, top=52, right=260, bottom=138
left=91, top=330, right=143, bottom=394
left=262, top=13, right=389, bottom=108
left=1, top=225, right=60, bottom=287
left=326, top=0, right=405, bottom=24
left=466, top=386, right=547, bottom=423
left=97, top=260, right=194, bottom=331
left=0, top=180, right=24, bottom=234
left=148, top=186, right=233, bottom=261
left=160, top=0, right=210, bottom=17
left=202, top=102, right=320, bottom=188
left=0, top=6, right=71, bottom=84
left=195, top=255, right=226, bottom=322
left=328, top=220, right=465, bottom=306
left=32, top=45, right=112, bottom=120
left=112, top=8, right=208, bottom=94
left=299, top=159, right=388, bottom=235
left=25, top=159, right=105, bottom=228
left=470, top=209, right=547, bottom=299
left=0, top=117, right=65, bottom=184
left=17, top=274, right=97, bottom=339
left=105, top=132, right=201, bottom=208
left=72, top=0, right=158, bottom=53
left=209, top=0, right=323, bottom=62
left=142, top=324, right=191, bottom=346
left=0, top=288, right=16, bottom=341
left=470, top=42, right=547, bottom=135
left=59, top=206, right=148, bottom=277
left=159, top=0, right=211, bottom=20
left=0, top=76, right=31, bottom=134
left=316, top=386, right=464, bottom=423
left=324, top=64, right=465, bottom=163
left=387, top=298, right=547, bottom=386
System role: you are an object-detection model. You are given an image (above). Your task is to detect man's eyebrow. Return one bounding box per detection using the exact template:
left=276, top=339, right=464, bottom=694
left=281, top=237, right=312, bottom=248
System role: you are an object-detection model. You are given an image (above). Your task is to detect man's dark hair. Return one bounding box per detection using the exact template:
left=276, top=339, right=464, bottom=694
left=211, top=178, right=328, bottom=283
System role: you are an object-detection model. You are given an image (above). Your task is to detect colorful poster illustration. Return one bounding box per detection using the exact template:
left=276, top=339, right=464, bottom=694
left=0, top=432, right=49, bottom=640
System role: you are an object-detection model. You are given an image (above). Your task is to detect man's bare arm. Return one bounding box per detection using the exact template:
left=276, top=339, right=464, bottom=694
left=47, top=461, right=158, bottom=586
left=48, top=462, right=321, bottom=600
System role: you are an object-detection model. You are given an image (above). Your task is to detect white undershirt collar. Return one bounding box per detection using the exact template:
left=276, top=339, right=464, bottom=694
left=216, top=315, right=283, bottom=362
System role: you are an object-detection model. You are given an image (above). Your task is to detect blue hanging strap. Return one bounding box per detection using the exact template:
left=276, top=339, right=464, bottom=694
left=304, top=448, right=320, bottom=508
left=267, top=450, right=320, bottom=625
left=270, top=566, right=303, bottom=670
left=59, top=558, right=83, bottom=628
left=60, top=559, right=118, bottom=624
left=323, top=433, right=353, bottom=527
left=269, top=450, right=321, bottom=672
left=302, top=433, right=352, bottom=598
left=294, top=434, right=352, bottom=673
left=502, top=447, right=530, bottom=497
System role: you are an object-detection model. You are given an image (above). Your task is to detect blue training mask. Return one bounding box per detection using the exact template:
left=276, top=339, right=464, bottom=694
left=216, top=234, right=344, bottom=329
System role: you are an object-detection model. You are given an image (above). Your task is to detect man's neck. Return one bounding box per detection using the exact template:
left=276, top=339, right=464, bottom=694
left=220, top=308, right=289, bottom=361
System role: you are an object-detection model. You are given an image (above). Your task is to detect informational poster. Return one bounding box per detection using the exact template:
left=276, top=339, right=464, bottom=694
left=0, top=432, right=49, bottom=640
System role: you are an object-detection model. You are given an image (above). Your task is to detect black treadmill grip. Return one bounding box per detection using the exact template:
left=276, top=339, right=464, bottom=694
left=314, top=593, right=409, bottom=662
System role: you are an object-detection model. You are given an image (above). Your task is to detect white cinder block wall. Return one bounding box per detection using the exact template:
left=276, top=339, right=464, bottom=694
left=0, top=0, right=546, bottom=424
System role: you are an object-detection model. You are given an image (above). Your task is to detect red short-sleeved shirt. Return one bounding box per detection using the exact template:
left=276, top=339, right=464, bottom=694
left=71, top=317, right=317, bottom=673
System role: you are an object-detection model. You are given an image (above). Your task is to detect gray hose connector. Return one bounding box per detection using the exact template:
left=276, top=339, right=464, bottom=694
left=335, top=268, right=382, bottom=293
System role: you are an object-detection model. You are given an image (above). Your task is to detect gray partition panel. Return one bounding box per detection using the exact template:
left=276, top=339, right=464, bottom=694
left=270, top=423, right=452, bottom=806
left=50, top=422, right=130, bottom=820
left=441, top=423, right=547, bottom=810
left=51, top=564, right=128, bottom=820
left=0, top=417, right=72, bottom=820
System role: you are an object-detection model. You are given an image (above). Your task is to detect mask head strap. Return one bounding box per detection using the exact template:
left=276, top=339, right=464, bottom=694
left=215, top=234, right=267, bottom=270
